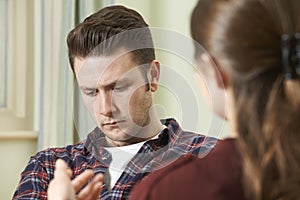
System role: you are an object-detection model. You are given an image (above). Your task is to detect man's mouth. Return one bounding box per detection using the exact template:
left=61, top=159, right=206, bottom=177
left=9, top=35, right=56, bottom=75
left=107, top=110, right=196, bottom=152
left=103, top=120, right=125, bottom=126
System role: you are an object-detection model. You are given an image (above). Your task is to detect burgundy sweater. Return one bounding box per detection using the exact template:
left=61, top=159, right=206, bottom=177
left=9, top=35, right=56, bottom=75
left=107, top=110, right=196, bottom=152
left=129, top=139, right=245, bottom=200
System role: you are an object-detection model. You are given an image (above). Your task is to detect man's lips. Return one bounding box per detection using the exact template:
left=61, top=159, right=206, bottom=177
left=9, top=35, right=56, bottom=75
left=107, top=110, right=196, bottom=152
left=102, top=120, right=125, bottom=126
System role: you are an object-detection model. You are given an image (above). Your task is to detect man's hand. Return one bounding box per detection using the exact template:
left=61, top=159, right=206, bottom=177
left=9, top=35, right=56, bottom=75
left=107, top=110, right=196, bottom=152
left=48, top=159, right=103, bottom=200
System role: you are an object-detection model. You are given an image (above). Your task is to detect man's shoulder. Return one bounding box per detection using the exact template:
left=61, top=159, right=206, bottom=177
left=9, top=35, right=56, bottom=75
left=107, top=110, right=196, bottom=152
left=162, top=118, right=207, bottom=137
left=31, top=141, right=87, bottom=163
left=162, top=117, right=218, bottom=145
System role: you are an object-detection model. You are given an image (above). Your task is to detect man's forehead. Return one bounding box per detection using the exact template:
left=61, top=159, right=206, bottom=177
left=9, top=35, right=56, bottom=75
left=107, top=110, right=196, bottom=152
left=75, top=56, right=115, bottom=75
left=74, top=54, right=143, bottom=87
left=74, top=49, right=136, bottom=72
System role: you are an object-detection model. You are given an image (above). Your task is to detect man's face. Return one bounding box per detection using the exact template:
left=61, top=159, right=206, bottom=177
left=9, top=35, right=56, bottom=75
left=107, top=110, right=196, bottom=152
left=74, top=50, right=156, bottom=146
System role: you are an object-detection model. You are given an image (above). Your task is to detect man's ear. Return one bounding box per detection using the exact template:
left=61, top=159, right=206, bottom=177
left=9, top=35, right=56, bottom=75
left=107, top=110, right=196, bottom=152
left=213, top=58, right=229, bottom=89
left=201, top=54, right=228, bottom=89
left=148, top=60, right=160, bottom=92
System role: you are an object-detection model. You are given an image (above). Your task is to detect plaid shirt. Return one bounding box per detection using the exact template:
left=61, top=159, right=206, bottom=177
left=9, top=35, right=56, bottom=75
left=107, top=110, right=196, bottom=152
left=13, top=118, right=218, bottom=200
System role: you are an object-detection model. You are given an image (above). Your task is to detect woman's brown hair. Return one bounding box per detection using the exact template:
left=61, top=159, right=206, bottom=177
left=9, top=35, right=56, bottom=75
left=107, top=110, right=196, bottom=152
left=191, top=0, right=300, bottom=199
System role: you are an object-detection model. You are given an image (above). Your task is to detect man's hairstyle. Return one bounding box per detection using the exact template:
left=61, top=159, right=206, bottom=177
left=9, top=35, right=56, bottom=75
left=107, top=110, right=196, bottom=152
left=67, top=5, right=155, bottom=72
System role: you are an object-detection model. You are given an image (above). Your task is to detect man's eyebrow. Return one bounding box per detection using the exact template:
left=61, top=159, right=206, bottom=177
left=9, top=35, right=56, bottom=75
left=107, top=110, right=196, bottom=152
left=79, top=78, right=130, bottom=91
left=102, top=78, right=130, bottom=89
left=79, top=86, right=96, bottom=91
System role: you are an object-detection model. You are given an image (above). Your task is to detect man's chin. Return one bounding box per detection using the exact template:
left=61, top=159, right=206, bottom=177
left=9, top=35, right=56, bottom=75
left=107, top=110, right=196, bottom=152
left=103, top=129, right=130, bottom=139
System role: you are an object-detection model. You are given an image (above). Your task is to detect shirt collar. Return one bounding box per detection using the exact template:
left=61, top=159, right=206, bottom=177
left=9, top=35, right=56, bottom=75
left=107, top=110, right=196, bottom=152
left=84, top=118, right=182, bottom=159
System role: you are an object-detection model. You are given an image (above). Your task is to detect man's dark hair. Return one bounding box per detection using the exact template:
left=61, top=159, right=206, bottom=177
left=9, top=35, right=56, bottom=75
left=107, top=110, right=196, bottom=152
left=67, top=5, right=155, bottom=72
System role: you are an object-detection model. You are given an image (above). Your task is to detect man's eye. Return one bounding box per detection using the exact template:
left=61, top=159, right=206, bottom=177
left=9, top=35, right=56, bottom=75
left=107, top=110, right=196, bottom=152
left=113, top=86, right=125, bottom=92
left=85, top=90, right=98, bottom=96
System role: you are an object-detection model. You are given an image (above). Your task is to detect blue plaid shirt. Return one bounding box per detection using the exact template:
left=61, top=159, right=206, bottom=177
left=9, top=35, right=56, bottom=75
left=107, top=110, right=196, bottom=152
left=13, top=118, right=218, bottom=200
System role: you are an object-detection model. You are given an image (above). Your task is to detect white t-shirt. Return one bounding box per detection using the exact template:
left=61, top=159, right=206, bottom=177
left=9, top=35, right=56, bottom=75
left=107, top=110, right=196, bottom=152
left=104, top=134, right=160, bottom=189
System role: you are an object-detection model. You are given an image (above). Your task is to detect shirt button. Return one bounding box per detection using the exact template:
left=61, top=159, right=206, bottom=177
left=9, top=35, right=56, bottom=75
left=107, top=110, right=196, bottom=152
left=102, top=156, right=108, bottom=160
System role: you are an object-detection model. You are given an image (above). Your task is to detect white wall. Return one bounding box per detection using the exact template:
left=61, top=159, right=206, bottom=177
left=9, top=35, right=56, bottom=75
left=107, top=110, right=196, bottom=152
left=0, top=139, right=37, bottom=199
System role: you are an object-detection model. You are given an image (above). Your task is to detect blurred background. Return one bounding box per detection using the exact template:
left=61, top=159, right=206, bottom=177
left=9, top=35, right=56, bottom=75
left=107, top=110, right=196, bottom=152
left=0, top=0, right=229, bottom=199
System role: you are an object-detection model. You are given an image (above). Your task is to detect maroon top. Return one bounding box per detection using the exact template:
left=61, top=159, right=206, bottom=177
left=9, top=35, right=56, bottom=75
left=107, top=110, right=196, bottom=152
left=129, top=138, right=245, bottom=200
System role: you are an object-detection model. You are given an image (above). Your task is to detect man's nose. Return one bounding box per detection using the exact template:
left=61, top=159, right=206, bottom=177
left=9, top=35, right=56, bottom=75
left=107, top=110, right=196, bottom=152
left=95, top=91, right=113, bottom=117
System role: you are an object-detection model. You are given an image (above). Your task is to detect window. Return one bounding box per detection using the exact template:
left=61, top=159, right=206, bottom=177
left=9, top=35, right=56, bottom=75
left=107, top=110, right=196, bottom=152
left=0, top=0, right=34, bottom=133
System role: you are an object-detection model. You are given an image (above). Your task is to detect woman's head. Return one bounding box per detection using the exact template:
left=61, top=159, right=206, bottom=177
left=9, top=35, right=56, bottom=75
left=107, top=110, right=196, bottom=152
left=191, top=0, right=300, bottom=199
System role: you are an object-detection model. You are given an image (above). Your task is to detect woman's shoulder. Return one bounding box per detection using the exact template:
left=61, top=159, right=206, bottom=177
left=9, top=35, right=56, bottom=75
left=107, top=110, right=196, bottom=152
left=130, top=138, right=245, bottom=200
left=152, top=138, right=241, bottom=183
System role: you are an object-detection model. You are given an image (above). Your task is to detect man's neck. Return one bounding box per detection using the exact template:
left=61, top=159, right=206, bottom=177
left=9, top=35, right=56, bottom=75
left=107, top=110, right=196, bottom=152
left=105, top=118, right=165, bottom=147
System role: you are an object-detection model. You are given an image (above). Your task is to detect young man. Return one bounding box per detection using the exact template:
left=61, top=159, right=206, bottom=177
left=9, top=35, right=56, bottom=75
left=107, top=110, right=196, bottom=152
left=13, top=5, right=216, bottom=200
